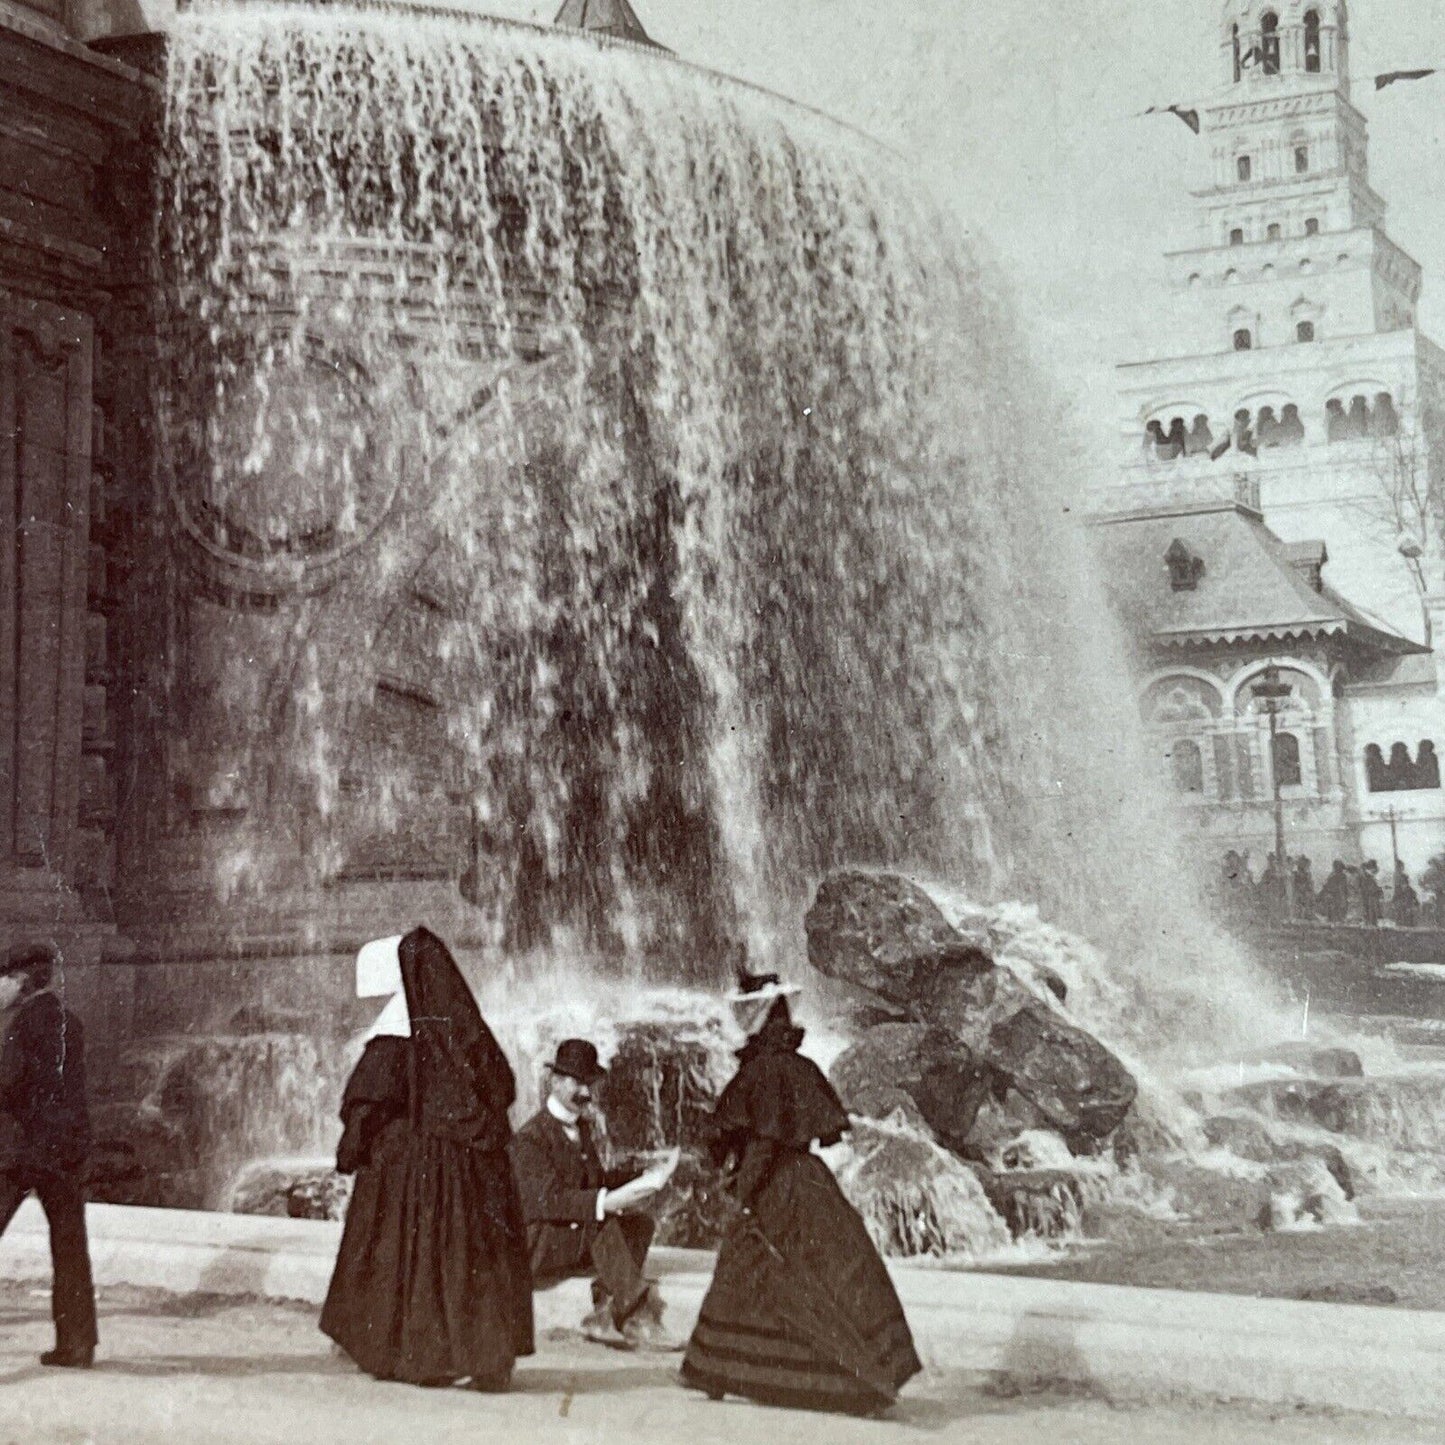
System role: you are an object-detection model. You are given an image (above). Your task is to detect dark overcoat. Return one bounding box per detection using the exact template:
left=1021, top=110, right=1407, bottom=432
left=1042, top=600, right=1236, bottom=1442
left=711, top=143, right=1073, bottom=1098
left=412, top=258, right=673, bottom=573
left=0, top=990, right=89, bottom=1180
left=511, top=1109, right=639, bottom=1285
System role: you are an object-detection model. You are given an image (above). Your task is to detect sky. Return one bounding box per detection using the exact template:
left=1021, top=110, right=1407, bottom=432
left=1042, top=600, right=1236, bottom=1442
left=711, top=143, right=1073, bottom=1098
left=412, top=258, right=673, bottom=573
left=487, top=0, right=1445, bottom=480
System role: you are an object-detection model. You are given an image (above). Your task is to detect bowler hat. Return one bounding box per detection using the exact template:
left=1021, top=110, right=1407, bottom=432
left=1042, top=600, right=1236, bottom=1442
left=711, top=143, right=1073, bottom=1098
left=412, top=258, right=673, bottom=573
left=1, top=941, right=59, bottom=977
left=549, top=1038, right=606, bottom=1085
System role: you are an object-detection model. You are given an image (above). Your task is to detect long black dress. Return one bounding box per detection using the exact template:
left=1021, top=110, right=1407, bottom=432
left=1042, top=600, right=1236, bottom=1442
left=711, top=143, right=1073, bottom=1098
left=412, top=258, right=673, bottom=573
left=681, top=1005, right=922, bottom=1414
left=320, top=927, right=534, bottom=1386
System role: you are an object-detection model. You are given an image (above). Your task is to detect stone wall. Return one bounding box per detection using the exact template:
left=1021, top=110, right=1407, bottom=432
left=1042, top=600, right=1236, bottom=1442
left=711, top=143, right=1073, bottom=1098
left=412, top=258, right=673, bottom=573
left=0, top=10, right=154, bottom=995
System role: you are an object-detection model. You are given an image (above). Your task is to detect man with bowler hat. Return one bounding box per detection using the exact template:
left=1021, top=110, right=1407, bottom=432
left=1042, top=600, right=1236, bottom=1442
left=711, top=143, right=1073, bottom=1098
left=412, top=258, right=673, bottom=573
left=0, top=941, right=97, bottom=1367
left=513, top=1038, right=679, bottom=1350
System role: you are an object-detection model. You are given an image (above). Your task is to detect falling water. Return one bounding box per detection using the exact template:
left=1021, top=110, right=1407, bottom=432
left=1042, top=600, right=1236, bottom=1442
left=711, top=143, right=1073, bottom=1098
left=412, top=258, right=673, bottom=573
left=140, top=0, right=1304, bottom=1184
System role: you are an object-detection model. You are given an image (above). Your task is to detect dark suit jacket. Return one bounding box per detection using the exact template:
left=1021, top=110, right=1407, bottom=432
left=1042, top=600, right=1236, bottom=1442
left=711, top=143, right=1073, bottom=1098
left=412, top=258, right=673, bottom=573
left=0, top=989, right=90, bottom=1179
left=512, top=1108, right=638, bottom=1284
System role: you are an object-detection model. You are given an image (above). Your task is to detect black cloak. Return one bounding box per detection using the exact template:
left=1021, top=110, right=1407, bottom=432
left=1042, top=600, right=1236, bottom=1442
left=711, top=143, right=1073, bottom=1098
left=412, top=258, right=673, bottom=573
left=320, top=927, right=534, bottom=1386
left=682, top=1001, right=921, bottom=1413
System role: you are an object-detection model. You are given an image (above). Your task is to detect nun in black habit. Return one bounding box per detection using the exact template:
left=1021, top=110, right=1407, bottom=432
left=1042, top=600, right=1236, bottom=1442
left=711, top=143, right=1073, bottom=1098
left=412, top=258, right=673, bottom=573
left=681, top=969, right=921, bottom=1415
left=320, top=926, right=534, bottom=1389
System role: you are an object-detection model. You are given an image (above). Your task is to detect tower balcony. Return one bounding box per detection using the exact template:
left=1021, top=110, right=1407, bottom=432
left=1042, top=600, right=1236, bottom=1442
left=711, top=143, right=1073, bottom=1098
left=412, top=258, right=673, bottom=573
left=1088, top=469, right=1260, bottom=519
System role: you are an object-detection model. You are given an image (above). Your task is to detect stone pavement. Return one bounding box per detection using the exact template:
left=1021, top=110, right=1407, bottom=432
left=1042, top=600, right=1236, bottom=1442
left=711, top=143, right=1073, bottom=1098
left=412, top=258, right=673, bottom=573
left=0, top=1280, right=1439, bottom=1445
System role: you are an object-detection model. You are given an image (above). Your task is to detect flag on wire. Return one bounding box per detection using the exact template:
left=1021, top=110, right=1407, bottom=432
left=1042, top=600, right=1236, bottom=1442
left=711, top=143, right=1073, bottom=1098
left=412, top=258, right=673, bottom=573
left=1239, top=43, right=1264, bottom=71
left=1140, top=104, right=1200, bottom=134
left=1209, top=436, right=1232, bottom=462
left=1375, top=69, right=1437, bottom=90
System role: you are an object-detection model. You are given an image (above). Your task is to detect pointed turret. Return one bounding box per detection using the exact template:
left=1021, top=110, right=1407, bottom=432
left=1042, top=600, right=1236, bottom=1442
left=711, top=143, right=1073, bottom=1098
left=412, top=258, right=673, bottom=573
left=553, top=0, right=664, bottom=50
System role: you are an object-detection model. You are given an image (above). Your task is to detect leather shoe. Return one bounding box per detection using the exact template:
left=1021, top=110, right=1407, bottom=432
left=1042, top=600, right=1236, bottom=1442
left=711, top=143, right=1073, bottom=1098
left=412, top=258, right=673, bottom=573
left=621, top=1312, right=683, bottom=1353
left=40, top=1346, right=94, bottom=1369
left=580, top=1299, right=634, bottom=1350
left=621, top=1285, right=683, bottom=1352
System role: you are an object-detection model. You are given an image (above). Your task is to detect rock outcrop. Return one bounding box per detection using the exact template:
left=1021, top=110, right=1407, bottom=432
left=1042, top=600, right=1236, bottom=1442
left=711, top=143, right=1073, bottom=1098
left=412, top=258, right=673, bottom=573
left=805, top=870, right=991, bottom=1005
left=829, top=1115, right=1012, bottom=1258
left=811, top=870, right=1137, bottom=1168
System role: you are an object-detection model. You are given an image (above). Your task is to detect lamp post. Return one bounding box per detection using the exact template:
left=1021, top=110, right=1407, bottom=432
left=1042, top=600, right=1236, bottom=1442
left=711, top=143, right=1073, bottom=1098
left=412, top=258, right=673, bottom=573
left=1251, top=665, right=1292, bottom=918
left=1383, top=804, right=1402, bottom=873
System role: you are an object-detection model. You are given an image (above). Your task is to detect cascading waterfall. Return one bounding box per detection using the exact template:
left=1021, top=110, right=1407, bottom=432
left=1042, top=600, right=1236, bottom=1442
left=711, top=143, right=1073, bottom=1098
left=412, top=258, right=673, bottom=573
left=140, top=5, right=1445, bottom=1237
left=153, top=4, right=1282, bottom=1058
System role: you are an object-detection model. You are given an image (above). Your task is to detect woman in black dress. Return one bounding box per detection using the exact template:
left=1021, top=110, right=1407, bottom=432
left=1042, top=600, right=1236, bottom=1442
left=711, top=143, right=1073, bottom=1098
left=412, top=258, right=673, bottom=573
left=681, top=971, right=921, bottom=1414
left=320, top=926, right=534, bottom=1389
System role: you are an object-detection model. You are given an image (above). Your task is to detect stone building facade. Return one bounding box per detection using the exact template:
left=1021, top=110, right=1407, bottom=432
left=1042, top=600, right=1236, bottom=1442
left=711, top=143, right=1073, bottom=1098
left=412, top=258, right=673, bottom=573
left=1099, top=0, right=1445, bottom=879
left=0, top=1, right=151, bottom=986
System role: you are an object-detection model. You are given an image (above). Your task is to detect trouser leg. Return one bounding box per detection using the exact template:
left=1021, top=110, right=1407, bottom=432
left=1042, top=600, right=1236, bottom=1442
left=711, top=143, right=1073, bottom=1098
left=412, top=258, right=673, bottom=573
left=0, top=1176, right=27, bottom=1236
left=589, top=1213, right=654, bottom=1325
left=34, top=1174, right=97, bottom=1353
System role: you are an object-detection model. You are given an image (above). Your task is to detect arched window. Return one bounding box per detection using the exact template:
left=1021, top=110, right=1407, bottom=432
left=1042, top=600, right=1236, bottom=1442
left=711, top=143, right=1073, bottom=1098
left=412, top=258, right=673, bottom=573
left=1280, top=403, right=1305, bottom=444
left=1304, top=10, right=1322, bottom=72
left=1233, top=327, right=1253, bottom=351
left=1295, top=145, right=1309, bottom=173
left=1387, top=742, right=1414, bottom=789
left=1365, top=743, right=1388, bottom=792
left=1230, top=227, right=1245, bottom=246
left=1267, top=222, right=1282, bottom=241
left=1368, top=741, right=1443, bottom=791
left=1296, top=320, right=1316, bottom=342
left=1237, top=155, right=1253, bottom=182
left=1372, top=393, right=1400, bottom=436
left=1419, top=742, right=1441, bottom=789
left=1171, top=740, right=1205, bottom=793
left=1261, top=12, right=1281, bottom=73
left=1271, top=731, right=1302, bottom=787
left=1186, top=414, right=1213, bottom=455
left=1347, top=394, right=1370, bottom=437
left=1305, top=217, right=1320, bottom=236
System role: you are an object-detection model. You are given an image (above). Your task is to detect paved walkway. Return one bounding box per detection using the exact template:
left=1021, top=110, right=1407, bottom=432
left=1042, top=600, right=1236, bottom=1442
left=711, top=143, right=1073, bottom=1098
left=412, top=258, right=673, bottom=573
left=0, top=1281, right=1438, bottom=1445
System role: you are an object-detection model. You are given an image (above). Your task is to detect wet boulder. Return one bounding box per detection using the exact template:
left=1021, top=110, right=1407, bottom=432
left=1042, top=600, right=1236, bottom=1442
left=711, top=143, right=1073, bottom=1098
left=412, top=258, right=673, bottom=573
left=1145, top=1157, right=1273, bottom=1229
left=1202, top=1112, right=1277, bottom=1158
left=958, top=1087, right=1057, bottom=1163
left=982, top=1004, right=1136, bottom=1146
left=1256, top=1158, right=1354, bottom=1231
left=970, top=1165, right=1088, bottom=1239
left=229, top=1160, right=352, bottom=1221
left=1240, top=1043, right=1364, bottom=1079
left=919, top=963, right=1039, bottom=1053
left=805, top=870, right=991, bottom=1006
left=830, top=1115, right=1011, bottom=1258
left=1203, top=1114, right=1353, bottom=1199
left=595, top=1020, right=732, bottom=1248
left=828, top=1024, right=993, bottom=1152
left=1225, top=1077, right=1356, bottom=1133
left=829, top=1024, right=933, bottom=1122
left=596, top=1021, right=726, bottom=1156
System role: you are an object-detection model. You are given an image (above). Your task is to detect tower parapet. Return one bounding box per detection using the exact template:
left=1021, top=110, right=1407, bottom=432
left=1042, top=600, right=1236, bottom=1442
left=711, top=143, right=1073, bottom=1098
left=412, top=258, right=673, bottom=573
left=1115, top=0, right=1443, bottom=642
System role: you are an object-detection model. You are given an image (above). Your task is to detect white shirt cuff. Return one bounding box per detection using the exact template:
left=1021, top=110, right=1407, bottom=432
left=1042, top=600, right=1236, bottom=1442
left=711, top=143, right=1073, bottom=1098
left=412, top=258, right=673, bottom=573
left=595, top=1188, right=607, bottom=1222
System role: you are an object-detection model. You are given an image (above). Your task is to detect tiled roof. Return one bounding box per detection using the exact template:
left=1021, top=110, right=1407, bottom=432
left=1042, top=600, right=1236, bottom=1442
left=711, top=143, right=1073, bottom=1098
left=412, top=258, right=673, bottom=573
left=1089, top=502, right=1429, bottom=656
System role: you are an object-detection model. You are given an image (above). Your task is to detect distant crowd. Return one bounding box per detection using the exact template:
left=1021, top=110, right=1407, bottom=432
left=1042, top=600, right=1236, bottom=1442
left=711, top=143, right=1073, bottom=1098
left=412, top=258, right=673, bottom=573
left=1218, top=850, right=1445, bottom=929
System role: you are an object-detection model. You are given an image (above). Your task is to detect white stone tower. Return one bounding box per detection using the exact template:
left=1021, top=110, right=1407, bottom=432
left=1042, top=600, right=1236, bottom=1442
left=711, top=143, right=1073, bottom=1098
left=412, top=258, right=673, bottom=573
left=1115, top=0, right=1445, bottom=641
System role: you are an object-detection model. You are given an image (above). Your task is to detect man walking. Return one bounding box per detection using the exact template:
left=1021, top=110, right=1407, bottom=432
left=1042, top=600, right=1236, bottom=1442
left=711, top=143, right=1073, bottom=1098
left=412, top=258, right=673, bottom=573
left=513, top=1039, right=678, bottom=1350
left=1360, top=860, right=1384, bottom=927
left=0, top=942, right=97, bottom=1367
